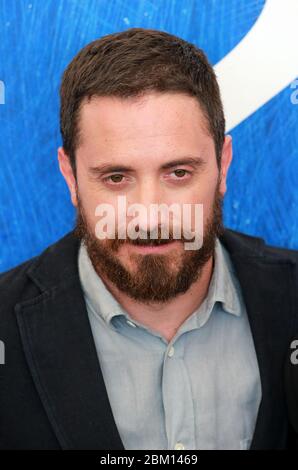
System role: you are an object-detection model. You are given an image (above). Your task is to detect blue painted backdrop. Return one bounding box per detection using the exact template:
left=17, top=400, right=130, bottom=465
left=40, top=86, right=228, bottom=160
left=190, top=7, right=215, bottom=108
left=0, top=0, right=297, bottom=273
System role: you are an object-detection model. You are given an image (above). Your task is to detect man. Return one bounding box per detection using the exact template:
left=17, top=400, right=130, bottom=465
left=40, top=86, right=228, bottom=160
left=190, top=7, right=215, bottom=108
left=1, top=28, right=298, bottom=450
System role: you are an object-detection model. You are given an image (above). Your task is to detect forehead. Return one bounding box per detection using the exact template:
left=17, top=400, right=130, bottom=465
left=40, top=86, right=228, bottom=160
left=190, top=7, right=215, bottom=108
left=76, top=92, right=213, bottom=163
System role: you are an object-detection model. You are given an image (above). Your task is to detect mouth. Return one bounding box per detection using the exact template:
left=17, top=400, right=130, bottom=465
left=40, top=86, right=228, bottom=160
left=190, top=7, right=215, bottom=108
left=128, top=239, right=179, bottom=253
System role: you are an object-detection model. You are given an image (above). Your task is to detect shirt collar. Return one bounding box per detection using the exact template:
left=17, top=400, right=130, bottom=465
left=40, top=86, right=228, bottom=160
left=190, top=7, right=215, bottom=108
left=208, top=237, right=242, bottom=317
left=78, top=236, right=242, bottom=329
left=78, top=240, right=125, bottom=325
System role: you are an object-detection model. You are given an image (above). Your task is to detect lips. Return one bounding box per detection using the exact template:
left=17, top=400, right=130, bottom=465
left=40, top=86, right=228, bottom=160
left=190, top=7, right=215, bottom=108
left=131, top=238, right=175, bottom=247
left=129, top=239, right=178, bottom=253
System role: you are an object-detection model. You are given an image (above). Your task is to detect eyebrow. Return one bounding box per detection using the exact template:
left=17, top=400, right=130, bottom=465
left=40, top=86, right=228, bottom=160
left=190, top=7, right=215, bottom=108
left=88, top=156, right=206, bottom=177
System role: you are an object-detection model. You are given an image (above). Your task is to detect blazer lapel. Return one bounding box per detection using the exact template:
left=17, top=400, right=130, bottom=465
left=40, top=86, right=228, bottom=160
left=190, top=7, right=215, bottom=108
left=220, top=230, right=296, bottom=449
left=14, top=231, right=125, bottom=450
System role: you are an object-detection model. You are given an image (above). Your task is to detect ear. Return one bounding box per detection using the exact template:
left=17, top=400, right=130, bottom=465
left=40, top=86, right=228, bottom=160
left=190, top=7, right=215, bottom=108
left=219, top=135, right=233, bottom=196
left=57, top=146, right=78, bottom=207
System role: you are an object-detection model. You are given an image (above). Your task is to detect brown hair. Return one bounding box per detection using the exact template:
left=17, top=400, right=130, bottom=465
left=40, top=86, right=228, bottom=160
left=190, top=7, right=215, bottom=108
left=60, top=28, right=225, bottom=175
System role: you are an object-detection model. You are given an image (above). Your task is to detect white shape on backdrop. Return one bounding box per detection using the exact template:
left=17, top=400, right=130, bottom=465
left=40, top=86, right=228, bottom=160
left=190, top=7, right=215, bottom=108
left=214, top=0, right=298, bottom=132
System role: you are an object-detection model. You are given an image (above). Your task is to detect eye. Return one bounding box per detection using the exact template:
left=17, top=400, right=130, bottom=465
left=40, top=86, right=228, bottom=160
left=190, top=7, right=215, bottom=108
left=173, top=169, right=188, bottom=178
left=169, top=169, right=192, bottom=180
left=104, top=174, right=124, bottom=183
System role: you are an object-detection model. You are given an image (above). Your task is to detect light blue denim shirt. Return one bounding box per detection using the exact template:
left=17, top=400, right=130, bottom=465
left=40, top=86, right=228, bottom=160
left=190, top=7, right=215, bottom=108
left=78, top=238, right=262, bottom=450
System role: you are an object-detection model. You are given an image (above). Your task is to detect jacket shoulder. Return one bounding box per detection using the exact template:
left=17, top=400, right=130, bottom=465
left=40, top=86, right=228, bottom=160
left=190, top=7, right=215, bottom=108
left=0, top=255, right=39, bottom=302
left=0, top=230, right=79, bottom=323
left=0, top=255, right=41, bottom=335
left=262, top=242, right=298, bottom=262
left=222, top=227, right=298, bottom=262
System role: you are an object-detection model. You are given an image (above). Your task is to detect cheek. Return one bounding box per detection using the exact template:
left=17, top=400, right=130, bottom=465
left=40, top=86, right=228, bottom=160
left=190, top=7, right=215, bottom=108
left=186, top=183, right=218, bottom=229
left=77, top=180, right=112, bottom=226
left=81, top=191, right=98, bottom=222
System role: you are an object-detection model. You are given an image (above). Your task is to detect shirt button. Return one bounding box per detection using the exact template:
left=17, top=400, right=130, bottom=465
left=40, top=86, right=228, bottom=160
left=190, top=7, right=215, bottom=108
left=168, top=346, right=175, bottom=357
left=175, top=442, right=185, bottom=450
left=126, top=320, right=137, bottom=328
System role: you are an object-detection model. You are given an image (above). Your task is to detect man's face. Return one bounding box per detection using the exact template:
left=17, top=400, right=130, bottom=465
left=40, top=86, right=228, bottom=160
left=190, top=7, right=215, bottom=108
left=59, top=92, right=232, bottom=303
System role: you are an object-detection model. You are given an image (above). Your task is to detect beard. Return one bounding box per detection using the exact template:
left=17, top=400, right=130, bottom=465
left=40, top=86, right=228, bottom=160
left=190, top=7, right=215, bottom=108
left=74, top=180, right=224, bottom=304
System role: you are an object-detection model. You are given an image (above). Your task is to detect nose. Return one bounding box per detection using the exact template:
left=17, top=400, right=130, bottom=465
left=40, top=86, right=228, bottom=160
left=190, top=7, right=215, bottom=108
left=128, top=178, right=164, bottom=234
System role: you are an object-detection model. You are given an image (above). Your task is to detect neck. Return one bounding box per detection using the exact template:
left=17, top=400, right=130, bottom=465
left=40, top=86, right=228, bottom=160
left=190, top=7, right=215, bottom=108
left=100, top=254, right=214, bottom=343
